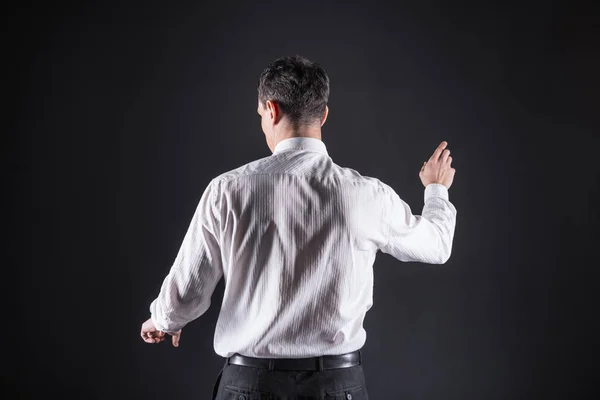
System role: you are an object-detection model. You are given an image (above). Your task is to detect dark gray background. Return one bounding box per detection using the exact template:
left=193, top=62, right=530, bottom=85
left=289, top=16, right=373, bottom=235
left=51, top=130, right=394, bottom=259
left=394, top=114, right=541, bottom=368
left=7, top=0, right=599, bottom=398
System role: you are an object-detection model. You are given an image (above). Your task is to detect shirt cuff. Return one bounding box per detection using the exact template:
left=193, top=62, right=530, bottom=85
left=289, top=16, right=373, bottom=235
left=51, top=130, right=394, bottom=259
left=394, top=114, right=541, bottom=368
left=149, top=299, right=172, bottom=333
left=424, top=183, right=449, bottom=202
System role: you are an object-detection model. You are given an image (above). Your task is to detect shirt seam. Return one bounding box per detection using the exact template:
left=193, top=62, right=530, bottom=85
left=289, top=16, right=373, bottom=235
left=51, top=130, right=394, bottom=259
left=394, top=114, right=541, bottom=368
left=214, top=172, right=381, bottom=187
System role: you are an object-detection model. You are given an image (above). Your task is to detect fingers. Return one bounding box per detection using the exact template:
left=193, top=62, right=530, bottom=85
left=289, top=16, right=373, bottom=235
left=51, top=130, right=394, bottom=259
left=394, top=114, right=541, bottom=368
left=430, top=141, right=447, bottom=162
left=171, top=330, right=181, bottom=347
left=429, top=141, right=453, bottom=165
left=141, top=329, right=166, bottom=344
left=142, top=333, right=162, bottom=343
left=141, top=317, right=166, bottom=343
left=141, top=326, right=153, bottom=343
left=154, top=331, right=166, bottom=343
left=143, top=336, right=164, bottom=344
left=441, top=149, right=450, bottom=164
left=140, top=319, right=179, bottom=346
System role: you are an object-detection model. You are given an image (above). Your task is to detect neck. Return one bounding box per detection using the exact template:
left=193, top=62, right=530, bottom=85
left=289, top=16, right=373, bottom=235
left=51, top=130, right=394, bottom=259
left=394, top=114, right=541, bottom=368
left=273, top=122, right=322, bottom=144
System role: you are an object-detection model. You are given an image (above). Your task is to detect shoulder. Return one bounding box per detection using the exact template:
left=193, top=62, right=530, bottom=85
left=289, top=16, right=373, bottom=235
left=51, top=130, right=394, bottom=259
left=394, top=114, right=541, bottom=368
left=211, top=155, right=272, bottom=183
left=205, top=155, right=278, bottom=196
left=332, top=163, right=390, bottom=194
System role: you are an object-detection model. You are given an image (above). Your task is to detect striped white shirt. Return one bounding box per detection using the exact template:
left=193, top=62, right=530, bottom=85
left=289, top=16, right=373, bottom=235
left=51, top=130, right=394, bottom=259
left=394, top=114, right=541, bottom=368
left=150, top=137, right=457, bottom=358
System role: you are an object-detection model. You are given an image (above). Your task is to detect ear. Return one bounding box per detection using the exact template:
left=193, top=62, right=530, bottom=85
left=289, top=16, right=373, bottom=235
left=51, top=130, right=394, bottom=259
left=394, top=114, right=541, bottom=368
left=266, top=100, right=280, bottom=123
left=321, top=105, right=329, bottom=126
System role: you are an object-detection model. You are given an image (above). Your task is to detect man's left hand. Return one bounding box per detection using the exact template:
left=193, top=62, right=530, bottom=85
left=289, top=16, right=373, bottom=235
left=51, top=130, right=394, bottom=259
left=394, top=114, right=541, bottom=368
left=140, top=317, right=182, bottom=347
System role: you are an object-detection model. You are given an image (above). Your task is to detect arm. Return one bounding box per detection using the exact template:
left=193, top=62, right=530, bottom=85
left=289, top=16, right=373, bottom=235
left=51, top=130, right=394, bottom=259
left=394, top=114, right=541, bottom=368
left=148, top=179, right=224, bottom=333
left=379, top=183, right=457, bottom=264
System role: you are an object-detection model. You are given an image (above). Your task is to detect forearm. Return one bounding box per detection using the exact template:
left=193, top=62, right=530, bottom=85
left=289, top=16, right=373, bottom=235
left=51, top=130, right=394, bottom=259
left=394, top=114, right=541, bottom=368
left=148, top=268, right=211, bottom=334
left=149, top=250, right=223, bottom=333
left=422, top=183, right=457, bottom=263
left=149, top=297, right=188, bottom=334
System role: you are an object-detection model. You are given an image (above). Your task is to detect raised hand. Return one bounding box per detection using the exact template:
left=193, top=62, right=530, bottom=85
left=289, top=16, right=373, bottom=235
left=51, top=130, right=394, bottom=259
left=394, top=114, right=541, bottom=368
left=419, top=141, right=456, bottom=189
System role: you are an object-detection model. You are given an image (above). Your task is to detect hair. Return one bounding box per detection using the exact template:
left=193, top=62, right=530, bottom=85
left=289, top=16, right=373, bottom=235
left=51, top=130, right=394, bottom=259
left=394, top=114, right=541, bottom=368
left=257, top=55, right=330, bottom=128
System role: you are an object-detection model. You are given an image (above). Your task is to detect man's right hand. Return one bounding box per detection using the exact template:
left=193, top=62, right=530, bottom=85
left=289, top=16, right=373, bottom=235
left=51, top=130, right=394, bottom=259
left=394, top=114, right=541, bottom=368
left=419, top=141, right=456, bottom=189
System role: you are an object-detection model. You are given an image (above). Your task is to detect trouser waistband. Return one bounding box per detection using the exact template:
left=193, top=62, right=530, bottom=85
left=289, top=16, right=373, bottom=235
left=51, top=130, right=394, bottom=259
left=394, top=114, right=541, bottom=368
left=226, top=349, right=362, bottom=371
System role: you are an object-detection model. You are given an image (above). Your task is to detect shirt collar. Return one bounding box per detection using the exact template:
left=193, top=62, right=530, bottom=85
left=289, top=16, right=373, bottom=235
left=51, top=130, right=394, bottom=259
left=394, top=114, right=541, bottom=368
left=272, top=137, right=329, bottom=156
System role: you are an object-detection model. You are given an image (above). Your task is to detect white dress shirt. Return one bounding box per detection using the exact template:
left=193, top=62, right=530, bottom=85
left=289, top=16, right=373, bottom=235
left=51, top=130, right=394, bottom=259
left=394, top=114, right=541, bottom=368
left=150, top=137, right=457, bottom=358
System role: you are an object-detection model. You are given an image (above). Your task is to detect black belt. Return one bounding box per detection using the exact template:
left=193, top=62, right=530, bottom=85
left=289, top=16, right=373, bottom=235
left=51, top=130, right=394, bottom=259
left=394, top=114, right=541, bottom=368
left=227, top=349, right=362, bottom=372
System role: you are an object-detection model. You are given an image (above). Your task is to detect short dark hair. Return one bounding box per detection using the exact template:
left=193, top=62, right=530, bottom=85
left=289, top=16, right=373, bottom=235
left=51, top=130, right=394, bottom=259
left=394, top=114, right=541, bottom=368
left=257, top=55, right=330, bottom=128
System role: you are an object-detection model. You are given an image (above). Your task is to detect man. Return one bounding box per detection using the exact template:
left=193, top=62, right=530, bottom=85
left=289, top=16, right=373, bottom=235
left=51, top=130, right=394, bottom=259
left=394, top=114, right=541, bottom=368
left=140, top=55, right=457, bottom=399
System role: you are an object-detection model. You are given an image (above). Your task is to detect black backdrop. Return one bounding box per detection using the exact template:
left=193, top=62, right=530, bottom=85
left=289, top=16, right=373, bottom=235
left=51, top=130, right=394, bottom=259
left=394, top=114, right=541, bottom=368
left=7, top=0, right=599, bottom=399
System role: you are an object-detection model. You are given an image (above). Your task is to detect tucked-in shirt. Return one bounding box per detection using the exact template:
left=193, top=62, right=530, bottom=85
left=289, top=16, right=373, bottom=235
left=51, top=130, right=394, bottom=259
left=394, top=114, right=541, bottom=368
left=150, top=137, right=457, bottom=358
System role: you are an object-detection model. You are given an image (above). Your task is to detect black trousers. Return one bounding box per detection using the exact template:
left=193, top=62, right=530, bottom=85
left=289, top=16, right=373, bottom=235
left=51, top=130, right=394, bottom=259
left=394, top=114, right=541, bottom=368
left=212, top=350, right=369, bottom=400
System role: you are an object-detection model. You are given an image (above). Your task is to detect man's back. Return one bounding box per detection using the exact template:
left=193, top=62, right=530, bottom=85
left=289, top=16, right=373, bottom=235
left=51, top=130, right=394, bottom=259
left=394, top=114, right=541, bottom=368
left=208, top=137, right=456, bottom=358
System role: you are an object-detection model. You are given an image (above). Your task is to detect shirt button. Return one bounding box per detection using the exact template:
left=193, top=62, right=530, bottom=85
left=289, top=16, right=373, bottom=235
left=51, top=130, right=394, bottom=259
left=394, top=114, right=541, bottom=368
left=238, top=396, right=246, bottom=400
left=347, top=394, right=352, bottom=400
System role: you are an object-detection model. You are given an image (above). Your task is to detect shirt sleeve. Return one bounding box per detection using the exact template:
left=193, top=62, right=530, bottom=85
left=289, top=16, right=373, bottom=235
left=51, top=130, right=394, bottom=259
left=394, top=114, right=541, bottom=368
left=379, top=183, right=457, bottom=264
left=149, top=179, right=224, bottom=333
